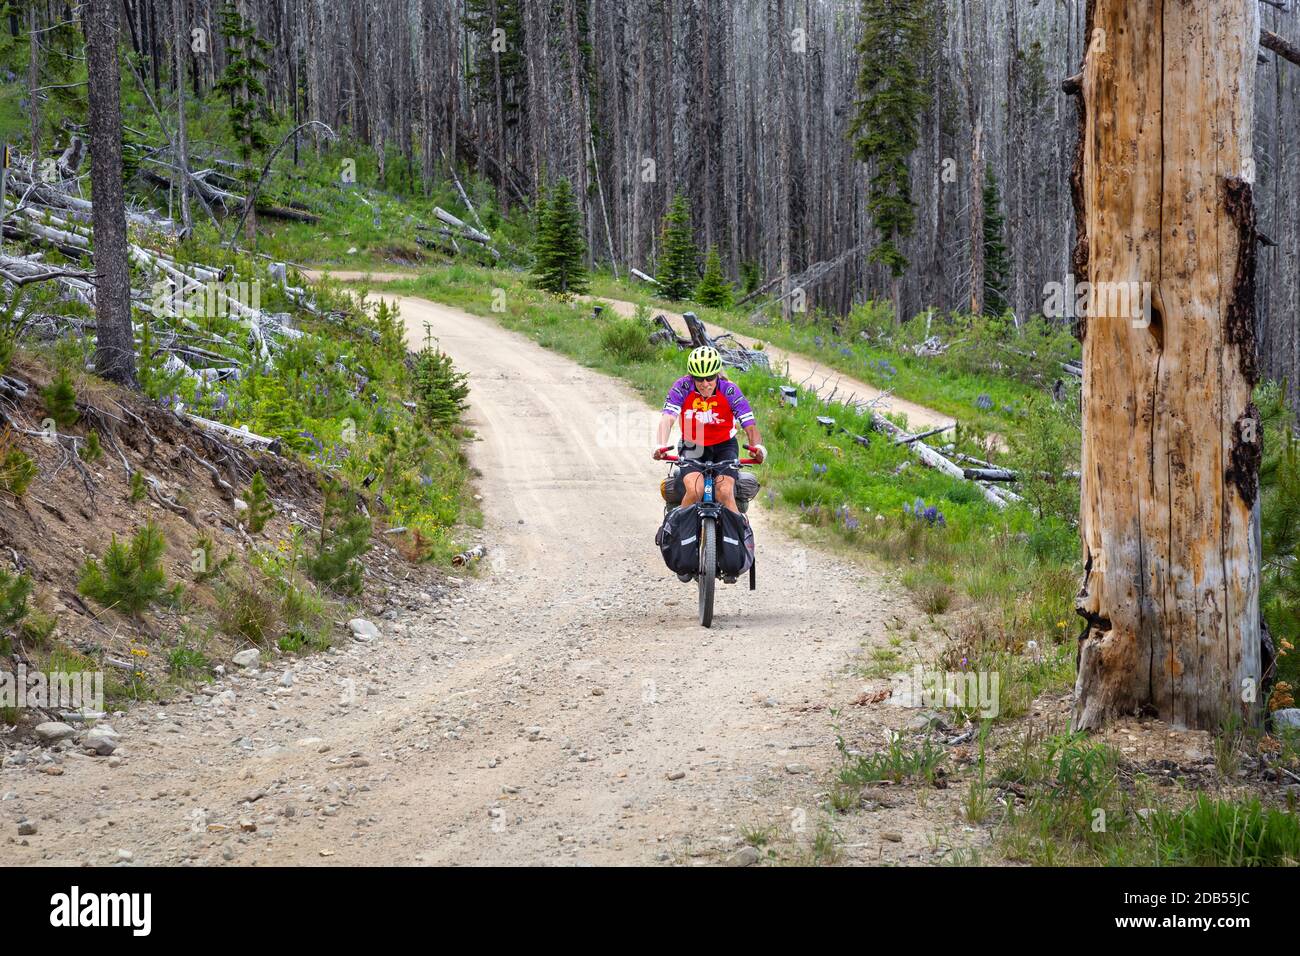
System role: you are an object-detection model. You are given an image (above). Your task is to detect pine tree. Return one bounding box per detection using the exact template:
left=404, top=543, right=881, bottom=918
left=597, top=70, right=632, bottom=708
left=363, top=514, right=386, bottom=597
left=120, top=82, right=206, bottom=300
left=656, top=193, right=698, bottom=301
left=41, top=369, right=79, bottom=429
left=982, top=165, right=1011, bottom=316
left=848, top=0, right=932, bottom=278
left=412, top=327, right=471, bottom=432
left=530, top=178, right=589, bottom=294
left=695, top=247, right=733, bottom=307
left=306, top=479, right=371, bottom=596
left=246, top=472, right=273, bottom=533
left=463, top=0, right=528, bottom=111
left=78, top=522, right=171, bottom=617
left=215, top=0, right=272, bottom=244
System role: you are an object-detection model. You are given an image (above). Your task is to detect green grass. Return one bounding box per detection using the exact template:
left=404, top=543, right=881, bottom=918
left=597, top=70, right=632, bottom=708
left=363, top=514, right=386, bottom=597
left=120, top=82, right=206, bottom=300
left=167, top=643, right=211, bottom=680
left=838, top=733, right=948, bottom=787
left=1145, top=795, right=1300, bottom=866
left=984, top=731, right=1300, bottom=866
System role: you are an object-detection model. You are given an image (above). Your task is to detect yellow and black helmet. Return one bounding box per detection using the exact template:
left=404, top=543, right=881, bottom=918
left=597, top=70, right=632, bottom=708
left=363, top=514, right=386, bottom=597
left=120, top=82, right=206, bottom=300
left=686, top=345, right=723, bottom=377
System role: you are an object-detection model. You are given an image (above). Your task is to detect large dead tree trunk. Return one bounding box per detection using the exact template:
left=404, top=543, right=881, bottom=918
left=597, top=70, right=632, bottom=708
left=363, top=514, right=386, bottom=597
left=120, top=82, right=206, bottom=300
left=1072, top=0, right=1262, bottom=731
left=85, top=0, right=138, bottom=388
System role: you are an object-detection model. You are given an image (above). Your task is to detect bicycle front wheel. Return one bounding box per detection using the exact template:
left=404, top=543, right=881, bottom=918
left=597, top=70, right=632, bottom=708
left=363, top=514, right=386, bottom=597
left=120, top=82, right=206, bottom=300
left=698, top=516, right=716, bottom=627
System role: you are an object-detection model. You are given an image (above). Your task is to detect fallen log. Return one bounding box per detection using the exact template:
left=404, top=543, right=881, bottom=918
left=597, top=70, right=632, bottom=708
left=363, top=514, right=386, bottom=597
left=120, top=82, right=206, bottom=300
left=430, top=205, right=500, bottom=258
left=894, top=424, right=953, bottom=446
left=747, top=244, right=867, bottom=321
left=256, top=203, right=320, bottom=224
left=649, top=314, right=690, bottom=349
left=0, top=253, right=95, bottom=289
left=871, top=414, right=1012, bottom=510
left=4, top=167, right=176, bottom=233
left=1262, top=29, right=1300, bottom=68
left=962, top=467, right=1081, bottom=482
left=439, top=147, right=491, bottom=235
left=182, top=412, right=279, bottom=452
left=7, top=209, right=91, bottom=252
left=736, top=274, right=782, bottom=307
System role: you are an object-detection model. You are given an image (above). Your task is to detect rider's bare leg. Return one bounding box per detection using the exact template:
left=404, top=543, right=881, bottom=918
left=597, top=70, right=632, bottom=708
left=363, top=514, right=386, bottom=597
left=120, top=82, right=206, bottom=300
left=681, top=472, right=704, bottom=507
left=715, top=475, right=741, bottom=515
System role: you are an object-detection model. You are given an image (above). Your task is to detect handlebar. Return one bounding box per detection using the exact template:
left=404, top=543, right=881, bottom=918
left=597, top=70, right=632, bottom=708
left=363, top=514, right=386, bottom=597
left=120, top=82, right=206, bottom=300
left=659, top=443, right=761, bottom=466
left=661, top=456, right=759, bottom=466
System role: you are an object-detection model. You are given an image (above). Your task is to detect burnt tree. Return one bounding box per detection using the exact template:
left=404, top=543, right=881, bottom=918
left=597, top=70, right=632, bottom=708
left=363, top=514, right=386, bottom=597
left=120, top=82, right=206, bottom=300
left=85, top=0, right=138, bottom=388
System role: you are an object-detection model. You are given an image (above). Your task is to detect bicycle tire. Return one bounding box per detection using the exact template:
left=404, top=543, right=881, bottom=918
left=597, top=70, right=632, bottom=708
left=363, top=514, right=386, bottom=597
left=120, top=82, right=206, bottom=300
left=698, top=516, right=716, bottom=627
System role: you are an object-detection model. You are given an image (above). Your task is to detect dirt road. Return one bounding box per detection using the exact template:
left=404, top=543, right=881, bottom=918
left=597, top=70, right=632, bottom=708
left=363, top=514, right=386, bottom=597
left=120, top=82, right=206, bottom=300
left=3, top=290, right=928, bottom=866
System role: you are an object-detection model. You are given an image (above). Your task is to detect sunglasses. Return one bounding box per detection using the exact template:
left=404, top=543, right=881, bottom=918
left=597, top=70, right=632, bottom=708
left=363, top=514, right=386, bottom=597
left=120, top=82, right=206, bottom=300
left=692, top=375, right=718, bottom=384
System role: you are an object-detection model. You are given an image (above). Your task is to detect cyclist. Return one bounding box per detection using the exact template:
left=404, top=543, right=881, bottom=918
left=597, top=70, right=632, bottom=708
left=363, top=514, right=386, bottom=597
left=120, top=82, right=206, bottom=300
left=653, top=345, right=767, bottom=515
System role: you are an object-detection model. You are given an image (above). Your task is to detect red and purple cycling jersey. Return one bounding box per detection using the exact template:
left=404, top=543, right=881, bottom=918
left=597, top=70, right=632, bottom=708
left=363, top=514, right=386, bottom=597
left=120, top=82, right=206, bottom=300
left=662, top=375, right=756, bottom=447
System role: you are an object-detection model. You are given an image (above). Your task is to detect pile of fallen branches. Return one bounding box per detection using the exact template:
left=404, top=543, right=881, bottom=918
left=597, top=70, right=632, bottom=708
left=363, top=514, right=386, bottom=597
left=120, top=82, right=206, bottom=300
left=135, top=143, right=325, bottom=226
left=415, top=206, right=501, bottom=260
left=649, top=309, right=771, bottom=374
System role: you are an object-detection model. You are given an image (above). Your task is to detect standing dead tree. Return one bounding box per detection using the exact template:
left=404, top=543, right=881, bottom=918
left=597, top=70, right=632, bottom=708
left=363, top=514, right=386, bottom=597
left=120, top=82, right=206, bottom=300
left=1071, top=0, right=1263, bottom=731
left=85, top=0, right=137, bottom=388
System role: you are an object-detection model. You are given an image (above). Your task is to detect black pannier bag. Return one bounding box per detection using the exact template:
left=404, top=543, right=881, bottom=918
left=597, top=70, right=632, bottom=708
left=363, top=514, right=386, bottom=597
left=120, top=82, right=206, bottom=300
left=656, top=504, right=701, bottom=575
left=716, top=508, right=756, bottom=576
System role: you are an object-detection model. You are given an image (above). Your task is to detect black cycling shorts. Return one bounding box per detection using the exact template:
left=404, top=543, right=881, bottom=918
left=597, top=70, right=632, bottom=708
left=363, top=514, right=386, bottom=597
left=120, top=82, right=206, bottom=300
left=676, top=437, right=740, bottom=484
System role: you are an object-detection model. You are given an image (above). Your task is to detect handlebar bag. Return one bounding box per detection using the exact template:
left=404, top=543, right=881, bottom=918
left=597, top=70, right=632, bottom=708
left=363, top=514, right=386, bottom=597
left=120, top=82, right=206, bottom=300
left=656, top=504, right=701, bottom=575
left=660, top=470, right=758, bottom=508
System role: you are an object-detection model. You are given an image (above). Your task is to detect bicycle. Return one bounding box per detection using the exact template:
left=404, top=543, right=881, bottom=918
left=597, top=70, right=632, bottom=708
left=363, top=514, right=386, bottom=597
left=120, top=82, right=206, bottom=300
left=660, top=451, right=758, bottom=627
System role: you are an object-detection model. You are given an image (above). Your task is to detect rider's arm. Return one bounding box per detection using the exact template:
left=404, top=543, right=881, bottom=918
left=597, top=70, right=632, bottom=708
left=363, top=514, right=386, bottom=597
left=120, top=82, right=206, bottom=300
left=657, top=376, right=692, bottom=450
left=656, top=413, right=676, bottom=448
